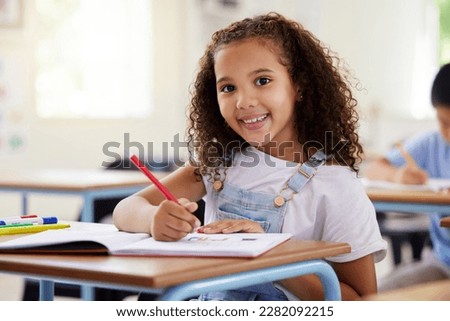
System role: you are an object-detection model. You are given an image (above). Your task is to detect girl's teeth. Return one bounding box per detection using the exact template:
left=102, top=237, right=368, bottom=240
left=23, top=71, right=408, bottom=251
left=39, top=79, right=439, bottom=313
left=243, top=115, right=267, bottom=124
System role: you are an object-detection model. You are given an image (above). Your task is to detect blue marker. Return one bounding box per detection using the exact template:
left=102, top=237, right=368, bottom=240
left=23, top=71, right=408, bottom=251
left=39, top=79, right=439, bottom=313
left=0, top=216, right=58, bottom=226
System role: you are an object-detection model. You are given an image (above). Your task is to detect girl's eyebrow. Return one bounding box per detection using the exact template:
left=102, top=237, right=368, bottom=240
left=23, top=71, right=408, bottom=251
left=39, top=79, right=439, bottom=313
left=216, top=68, right=275, bottom=85
left=251, top=68, right=275, bottom=76
left=216, top=76, right=231, bottom=86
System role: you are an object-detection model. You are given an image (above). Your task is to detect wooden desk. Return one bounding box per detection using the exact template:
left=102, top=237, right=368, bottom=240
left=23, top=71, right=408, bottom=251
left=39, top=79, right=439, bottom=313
left=366, top=188, right=450, bottom=213
left=0, top=222, right=350, bottom=301
left=0, top=169, right=158, bottom=300
left=440, top=216, right=450, bottom=228
left=363, top=280, right=450, bottom=301
left=0, top=169, right=158, bottom=222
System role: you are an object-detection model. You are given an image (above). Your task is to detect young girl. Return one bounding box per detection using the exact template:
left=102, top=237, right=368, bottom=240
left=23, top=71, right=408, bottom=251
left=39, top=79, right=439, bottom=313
left=113, top=12, right=387, bottom=301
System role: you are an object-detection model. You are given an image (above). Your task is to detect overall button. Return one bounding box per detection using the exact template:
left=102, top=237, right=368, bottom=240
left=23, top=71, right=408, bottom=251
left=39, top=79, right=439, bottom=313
left=273, top=196, right=285, bottom=207
left=213, top=180, right=223, bottom=192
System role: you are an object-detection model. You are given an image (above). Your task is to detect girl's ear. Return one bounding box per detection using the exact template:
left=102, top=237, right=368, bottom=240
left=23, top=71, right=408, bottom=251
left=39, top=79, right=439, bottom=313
left=294, top=84, right=303, bottom=102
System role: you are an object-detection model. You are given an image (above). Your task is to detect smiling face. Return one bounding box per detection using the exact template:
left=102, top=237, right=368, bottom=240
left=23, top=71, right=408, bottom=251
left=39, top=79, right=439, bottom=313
left=214, top=38, right=300, bottom=159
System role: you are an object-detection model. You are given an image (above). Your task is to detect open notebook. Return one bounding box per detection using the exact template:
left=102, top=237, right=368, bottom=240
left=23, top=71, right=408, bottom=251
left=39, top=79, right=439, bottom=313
left=0, top=228, right=292, bottom=258
left=361, top=178, right=450, bottom=193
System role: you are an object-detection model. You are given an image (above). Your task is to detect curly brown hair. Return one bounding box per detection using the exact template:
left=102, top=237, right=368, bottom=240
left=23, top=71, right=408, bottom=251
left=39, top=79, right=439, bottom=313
left=187, top=12, right=363, bottom=180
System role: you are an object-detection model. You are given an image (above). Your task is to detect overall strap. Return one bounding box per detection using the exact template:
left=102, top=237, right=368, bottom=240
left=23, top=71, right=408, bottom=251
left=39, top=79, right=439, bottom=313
left=287, top=149, right=328, bottom=193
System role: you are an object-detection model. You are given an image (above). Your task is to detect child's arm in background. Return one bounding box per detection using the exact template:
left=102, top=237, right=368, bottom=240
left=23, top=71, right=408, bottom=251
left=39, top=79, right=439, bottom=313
left=365, top=157, right=428, bottom=185
left=281, top=254, right=377, bottom=300
left=113, top=164, right=205, bottom=241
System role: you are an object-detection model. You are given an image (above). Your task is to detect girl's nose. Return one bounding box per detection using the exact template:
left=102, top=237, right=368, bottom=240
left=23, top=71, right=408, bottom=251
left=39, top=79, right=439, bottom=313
left=236, top=90, right=258, bottom=110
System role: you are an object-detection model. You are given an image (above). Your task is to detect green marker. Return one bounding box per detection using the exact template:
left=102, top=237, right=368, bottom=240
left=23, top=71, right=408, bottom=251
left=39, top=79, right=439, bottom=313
left=0, top=223, right=33, bottom=228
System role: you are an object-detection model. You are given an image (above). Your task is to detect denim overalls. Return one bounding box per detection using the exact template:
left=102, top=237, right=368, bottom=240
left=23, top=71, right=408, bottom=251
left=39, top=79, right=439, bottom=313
left=198, top=150, right=328, bottom=301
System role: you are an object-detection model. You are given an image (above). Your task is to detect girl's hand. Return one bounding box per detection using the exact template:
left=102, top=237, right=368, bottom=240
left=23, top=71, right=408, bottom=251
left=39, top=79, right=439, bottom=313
left=151, top=198, right=201, bottom=241
left=199, top=219, right=264, bottom=234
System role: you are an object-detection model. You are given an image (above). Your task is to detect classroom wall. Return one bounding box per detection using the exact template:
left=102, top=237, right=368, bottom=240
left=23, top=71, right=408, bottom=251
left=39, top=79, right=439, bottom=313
left=0, top=0, right=440, bottom=173
left=315, top=0, right=439, bottom=154
left=0, top=0, right=189, bottom=172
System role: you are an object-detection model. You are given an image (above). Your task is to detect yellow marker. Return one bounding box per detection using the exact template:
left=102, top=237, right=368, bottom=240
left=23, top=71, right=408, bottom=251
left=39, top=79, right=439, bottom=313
left=0, top=223, right=70, bottom=236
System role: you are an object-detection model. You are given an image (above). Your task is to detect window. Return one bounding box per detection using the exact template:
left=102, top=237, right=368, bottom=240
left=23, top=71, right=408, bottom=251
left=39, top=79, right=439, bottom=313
left=34, top=0, right=152, bottom=119
left=409, top=0, right=439, bottom=119
left=409, top=0, right=450, bottom=119
left=437, top=0, right=450, bottom=64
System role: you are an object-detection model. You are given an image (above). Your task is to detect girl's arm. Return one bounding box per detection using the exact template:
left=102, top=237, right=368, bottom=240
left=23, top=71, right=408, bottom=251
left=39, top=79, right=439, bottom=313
left=113, top=164, right=206, bottom=241
left=281, top=254, right=377, bottom=300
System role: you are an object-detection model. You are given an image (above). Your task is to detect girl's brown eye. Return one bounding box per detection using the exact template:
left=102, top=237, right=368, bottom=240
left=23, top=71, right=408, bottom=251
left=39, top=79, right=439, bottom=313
left=221, top=85, right=235, bottom=93
left=256, top=77, right=271, bottom=86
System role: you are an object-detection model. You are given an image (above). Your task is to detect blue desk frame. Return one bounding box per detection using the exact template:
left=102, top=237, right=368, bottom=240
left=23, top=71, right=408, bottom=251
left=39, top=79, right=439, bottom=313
left=372, top=201, right=450, bottom=214
left=0, top=185, right=147, bottom=222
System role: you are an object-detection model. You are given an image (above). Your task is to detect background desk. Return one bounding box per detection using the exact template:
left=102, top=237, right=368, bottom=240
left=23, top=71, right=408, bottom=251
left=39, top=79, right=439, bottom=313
left=440, top=216, right=450, bottom=228
left=0, top=222, right=350, bottom=301
left=366, top=188, right=449, bottom=265
left=366, top=188, right=450, bottom=213
left=0, top=169, right=159, bottom=222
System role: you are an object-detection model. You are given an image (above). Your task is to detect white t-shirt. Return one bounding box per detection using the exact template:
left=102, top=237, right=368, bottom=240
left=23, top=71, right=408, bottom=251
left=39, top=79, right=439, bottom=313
left=202, top=147, right=387, bottom=263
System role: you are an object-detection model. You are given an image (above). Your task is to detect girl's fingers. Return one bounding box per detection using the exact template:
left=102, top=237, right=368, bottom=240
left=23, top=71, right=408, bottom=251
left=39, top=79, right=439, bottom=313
left=163, top=200, right=201, bottom=229
left=201, top=219, right=264, bottom=234
left=151, top=200, right=201, bottom=240
left=178, top=198, right=199, bottom=213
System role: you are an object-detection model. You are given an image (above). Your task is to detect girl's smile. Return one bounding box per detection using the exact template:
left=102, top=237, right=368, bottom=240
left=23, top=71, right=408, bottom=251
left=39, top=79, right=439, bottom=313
left=240, top=113, right=269, bottom=130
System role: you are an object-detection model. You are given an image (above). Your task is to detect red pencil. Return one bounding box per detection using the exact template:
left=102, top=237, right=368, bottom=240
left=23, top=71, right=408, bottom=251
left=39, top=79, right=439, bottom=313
left=129, top=155, right=179, bottom=204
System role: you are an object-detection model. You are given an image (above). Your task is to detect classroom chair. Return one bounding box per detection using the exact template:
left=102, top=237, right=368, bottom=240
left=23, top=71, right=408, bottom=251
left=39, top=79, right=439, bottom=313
left=376, top=211, right=431, bottom=266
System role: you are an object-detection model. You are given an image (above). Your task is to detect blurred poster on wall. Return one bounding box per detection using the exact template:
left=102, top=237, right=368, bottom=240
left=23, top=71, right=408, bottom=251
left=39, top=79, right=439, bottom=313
left=0, top=52, right=27, bottom=156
